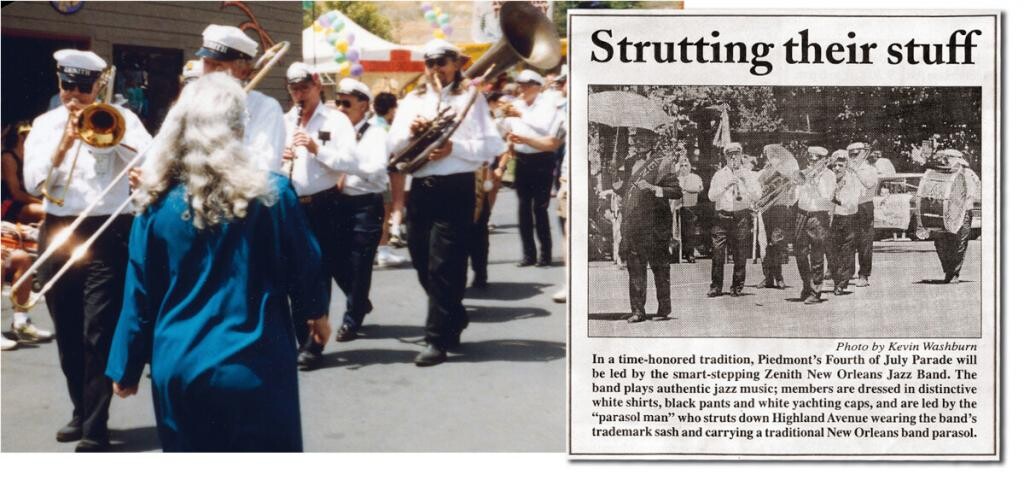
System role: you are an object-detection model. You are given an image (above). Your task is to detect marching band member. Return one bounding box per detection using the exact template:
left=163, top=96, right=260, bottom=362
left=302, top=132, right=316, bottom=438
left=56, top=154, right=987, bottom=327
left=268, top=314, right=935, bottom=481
left=329, top=77, right=390, bottom=344
left=196, top=24, right=286, bottom=174
left=106, top=73, right=330, bottom=451
left=707, top=142, right=762, bottom=297
left=756, top=147, right=799, bottom=289
left=502, top=69, right=564, bottom=267
left=792, top=147, right=837, bottom=304
left=280, top=63, right=363, bottom=370
left=674, top=158, right=703, bottom=264
left=22, top=49, right=153, bottom=451
left=387, top=39, right=505, bottom=366
left=828, top=150, right=863, bottom=295
left=932, top=149, right=981, bottom=284
left=846, top=142, right=879, bottom=287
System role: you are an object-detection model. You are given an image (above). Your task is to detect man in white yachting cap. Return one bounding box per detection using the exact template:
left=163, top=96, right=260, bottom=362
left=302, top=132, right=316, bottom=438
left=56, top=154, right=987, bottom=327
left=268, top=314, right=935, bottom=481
left=931, top=149, right=981, bottom=284
left=387, top=38, right=505, bottom=366
left=196, top=24, right=286, bottom=174
left=22, top=48, right=153, bottom=452
left=845, top=141, right=878, bottom=287
left=707, top=142, right=762, bottom=298
left=500, top=68, right=564, bottom=269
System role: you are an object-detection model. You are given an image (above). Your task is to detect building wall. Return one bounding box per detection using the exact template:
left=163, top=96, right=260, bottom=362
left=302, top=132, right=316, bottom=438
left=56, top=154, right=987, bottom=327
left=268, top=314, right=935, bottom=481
left=1, top=1, right=302, bottom=107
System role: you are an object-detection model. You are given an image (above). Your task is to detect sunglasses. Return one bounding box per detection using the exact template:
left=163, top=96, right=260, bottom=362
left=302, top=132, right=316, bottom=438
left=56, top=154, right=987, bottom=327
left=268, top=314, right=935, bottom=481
left=60, top=79, right=95, bottom=93
left=424, top=57, right=451, bottom=69
left=335, top=99, right=352, bottom=108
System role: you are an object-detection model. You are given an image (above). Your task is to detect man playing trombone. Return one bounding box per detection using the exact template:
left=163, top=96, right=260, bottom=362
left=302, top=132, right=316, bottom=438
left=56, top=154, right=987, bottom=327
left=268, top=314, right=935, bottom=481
left=22, top=49, right=153, bottom=452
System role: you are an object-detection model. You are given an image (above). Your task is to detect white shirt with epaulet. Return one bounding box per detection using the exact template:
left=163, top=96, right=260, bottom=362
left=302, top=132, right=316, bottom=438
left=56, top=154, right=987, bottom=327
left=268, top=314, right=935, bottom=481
left=283, top=101, right=363, bottom=197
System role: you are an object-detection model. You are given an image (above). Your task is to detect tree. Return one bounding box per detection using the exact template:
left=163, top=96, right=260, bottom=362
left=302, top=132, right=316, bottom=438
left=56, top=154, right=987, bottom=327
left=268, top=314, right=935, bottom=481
left=304, top=1, right=394, bottom=41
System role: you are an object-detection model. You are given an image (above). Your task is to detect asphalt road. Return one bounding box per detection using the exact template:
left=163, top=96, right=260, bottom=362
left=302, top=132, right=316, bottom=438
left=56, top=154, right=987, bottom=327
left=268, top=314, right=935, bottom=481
left=588, top=239, right=983, bottom=338
left=1, top=187, right=567, bottom=452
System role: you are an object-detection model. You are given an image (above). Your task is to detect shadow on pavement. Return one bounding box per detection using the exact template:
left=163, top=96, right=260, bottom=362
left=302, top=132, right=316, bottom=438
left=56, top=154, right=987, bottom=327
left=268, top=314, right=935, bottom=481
left=318, top=348, right=421, bottom=370
left=356, top=324, right=423, bottom=341
left=588, top=312, right=627, bottom=321
left=465, top=305, right=551, bottom=322
left=109, top=426, right=162, bottom=452
left=873, top=246, right=940, bottom=254
left=914, top=279, right=974, bottom=285
left=448, top=339, right=565, bottom=363
left=464, top=281, right=551, bottom=301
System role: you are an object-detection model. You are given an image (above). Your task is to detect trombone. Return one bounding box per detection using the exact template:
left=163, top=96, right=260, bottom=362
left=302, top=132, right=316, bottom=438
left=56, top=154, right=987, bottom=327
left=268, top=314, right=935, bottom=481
left=10, top=41, right=291, bottom=311
left=41, top=66, right=128, bottom=206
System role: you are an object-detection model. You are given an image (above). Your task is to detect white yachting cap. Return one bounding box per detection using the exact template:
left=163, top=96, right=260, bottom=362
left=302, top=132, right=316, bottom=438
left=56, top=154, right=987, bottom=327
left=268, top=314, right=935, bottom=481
left=286, top=62, right=316, bottom=84
left=937, top=148, right=965, bottom=159
left=182, top=59, right=203, bottom=80
left=54, top=49, right=106, bottom=81
left=832, top=149, right=850, bottom=160
left=807, top=146, right=829, bottom=158
left=337, top=78, right=371, bottom=101
left=723, top=142, right=743, bottom=154
left=515, top=69, right=544, bottom=85
left=423, top=39, right=459, bottom=59
left=846, top=142, right=867, bottom=152
left=196, top=25, right=258, bottom=61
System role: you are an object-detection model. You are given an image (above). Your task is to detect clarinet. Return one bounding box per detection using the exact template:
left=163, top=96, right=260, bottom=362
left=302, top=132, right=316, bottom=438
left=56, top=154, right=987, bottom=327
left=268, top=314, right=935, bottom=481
left=289, top=101, right=306, bottom=182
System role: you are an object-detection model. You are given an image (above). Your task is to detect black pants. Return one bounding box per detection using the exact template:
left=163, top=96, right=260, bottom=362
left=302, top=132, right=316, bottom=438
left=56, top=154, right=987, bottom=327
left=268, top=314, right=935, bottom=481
left=38, top=214, right=132, bottom=442
left=294, top=189, right=383, bottom=344
left=711, top=209, right=752, bottom=292
left=407, top=173, right=474, bottom=348
left=830, top=214, right=858, bottom=290
left=761, top=205, right=792, bottom=283
left=677, top=206, right=698, bottom=259
left=794, top=209, right=829, bottom=297
left=469, top=198, right=492, bottom=283
left=934, top=212, right=972, bottom=280
left=855, top=201, right=874, bottom=278
left=625, top=249, right=671, bottom=317
left=514, top=151, right=556, bottom=262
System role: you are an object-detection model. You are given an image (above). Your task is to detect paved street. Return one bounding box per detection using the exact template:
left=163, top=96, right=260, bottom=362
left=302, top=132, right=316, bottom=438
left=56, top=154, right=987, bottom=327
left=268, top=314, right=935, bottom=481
left=1, top=187, right=567, bottom=452
left=588, top=239, right=983, bottom=338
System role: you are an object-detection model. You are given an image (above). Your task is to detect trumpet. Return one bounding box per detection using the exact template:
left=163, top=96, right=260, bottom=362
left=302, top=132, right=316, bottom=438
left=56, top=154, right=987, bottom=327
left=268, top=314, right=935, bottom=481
left=10, top=41, right=291, bottom=311
left=41, top=66, right=127, bottom=206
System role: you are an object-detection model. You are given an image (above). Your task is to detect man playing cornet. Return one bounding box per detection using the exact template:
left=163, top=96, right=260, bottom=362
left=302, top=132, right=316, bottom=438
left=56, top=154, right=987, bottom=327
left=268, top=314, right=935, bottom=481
left=707, top=142, right=762, bottom=297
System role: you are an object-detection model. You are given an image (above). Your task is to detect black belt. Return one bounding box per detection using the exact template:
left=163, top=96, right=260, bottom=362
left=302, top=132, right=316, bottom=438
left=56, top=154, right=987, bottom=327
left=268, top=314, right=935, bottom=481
left=413, top=172, right=474, bottom=189
left=514, top=151, right=557, bottom=162
left=298, top=186, right=340, bottom=205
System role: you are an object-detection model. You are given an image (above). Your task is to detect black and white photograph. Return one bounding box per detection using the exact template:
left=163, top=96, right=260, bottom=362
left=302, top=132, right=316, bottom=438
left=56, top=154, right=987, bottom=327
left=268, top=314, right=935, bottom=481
left=585, top=84, right=983, bottom=338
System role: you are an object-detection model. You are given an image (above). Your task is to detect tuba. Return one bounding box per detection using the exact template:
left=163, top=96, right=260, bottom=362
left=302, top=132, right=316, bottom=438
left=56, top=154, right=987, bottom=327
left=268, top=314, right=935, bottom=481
left=388, top=2, right=561, bottom=174
left=751, top=144, right=804, bottom=213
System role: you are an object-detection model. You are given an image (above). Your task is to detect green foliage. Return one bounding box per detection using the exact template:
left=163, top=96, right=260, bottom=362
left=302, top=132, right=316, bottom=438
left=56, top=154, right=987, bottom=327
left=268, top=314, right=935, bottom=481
left=304, top=1, right=394, bottom=42
left=552, top=1, right=646, bottom=37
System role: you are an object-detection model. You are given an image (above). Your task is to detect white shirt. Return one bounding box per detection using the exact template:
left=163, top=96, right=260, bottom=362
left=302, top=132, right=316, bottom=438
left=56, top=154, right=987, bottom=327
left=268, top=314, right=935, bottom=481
left=873, top=158, right=896, bottom=177
left=246, top=90, right=288, bottom=174
left=678, top=172, right=703, bottom=207
left=388, top=83, right=505, bottom=178
left=501, top=96, right=563, bottom=154
left=797, top=169, right=837, bottom=213
left=832, top=170, right=863, bottom=216
left=283, top=101, right=361, bottom=197
left=708, top=166, right=761, bottom=211
left=340, top=116, right=389, bottom=196
left=849, top=159, right=879, bottom=205
left=23, top=104, right=153, bottom=217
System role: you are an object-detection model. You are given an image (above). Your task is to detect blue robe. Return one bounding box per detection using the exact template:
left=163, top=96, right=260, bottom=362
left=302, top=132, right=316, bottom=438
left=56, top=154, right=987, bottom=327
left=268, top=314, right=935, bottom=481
left=106, top=174, right=328, bottom=452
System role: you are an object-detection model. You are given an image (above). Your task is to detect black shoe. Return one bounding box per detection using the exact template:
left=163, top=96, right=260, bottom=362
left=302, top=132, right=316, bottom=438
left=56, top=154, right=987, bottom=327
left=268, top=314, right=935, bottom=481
left=686, top=256, right=696, bottom=264
left=799, top=289, right=811, bottom=301
left=56, top=417, right=83, bottom=443
left=414, top=344, right=447, bottom=366
left=471, top=276, right=488, bottom=289
left=626, top=313, right=646, bottom=323
left=516, top=259, right=537, bottom=267
left=756, top=279, right=775, bottom=289
left=804, top=293, right=823, bottom=304
left=335, top=325, right=358, bottom=343
left=776, top=279, right=787, bottom=289
left=535, top=258, right=552, bottom=267
left=74, top=438, right=110, bottom=453
left=297, top=345, right=324, bottom=371
left=707, top=289, right=724, bottom=298
left=730, top=288, right=743, bottom=297
left=650, top=313, right=670, bottom=321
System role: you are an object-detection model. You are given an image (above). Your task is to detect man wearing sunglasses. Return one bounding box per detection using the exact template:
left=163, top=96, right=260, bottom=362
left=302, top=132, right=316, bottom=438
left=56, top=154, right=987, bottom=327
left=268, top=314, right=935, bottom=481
left=280, top=62, right=363, bottom=371
left=387, top=39, right=505, bottom=366
left=195, top=24, right=286, bottom=174
left=22, top=48, right=153, bottom=452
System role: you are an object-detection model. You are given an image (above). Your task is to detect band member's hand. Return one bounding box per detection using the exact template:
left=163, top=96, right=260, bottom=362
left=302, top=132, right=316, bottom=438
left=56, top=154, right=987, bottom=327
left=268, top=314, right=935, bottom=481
left=308, top=315, right=331, bottom=345
left=427, top=140, right=453, bottom=161
left=494, top=166, right=506, bottom=179
left=411, top=117, right=430, bottom=136
left=113, top=382, right=138, bottom=398
left=635, top=180, right=655, bottom=192
left=282, top=146, right=295, bottom=161
left=502, top=105, right=522, bottom=118
left=507, top=133, right=526, bottom=145
left=336, top=174, right=347, bottom=191
left=292, top=131, right=317, bottom=154
left=128, top=167, right=143, bottom=189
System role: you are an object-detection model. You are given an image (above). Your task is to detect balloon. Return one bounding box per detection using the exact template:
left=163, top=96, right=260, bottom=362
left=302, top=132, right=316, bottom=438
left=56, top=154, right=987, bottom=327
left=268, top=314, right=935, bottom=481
left=347, top=48, right=360, bottom=63
left=312, top=23, right=322, bottom=33
left=420, top=3, right=433, bottom=12
left=433, top=29, right=445, bottom=39
left=424, top=11, right=436, bottom=22
left=351, top=63, right=364, bottom=77
left=346, top=32, right=355, bottom=45
left=338, top=61, right=351, bottom=77
left=439, top=13, right=450, bottom=24
left=442, top=24, right=453, bottom=36
left=334, top=53, right=345, bottom=63
left=318, top=16, right=331, bottom=29
left=335, top=39, right=349, bottom=53
left=331, top=18, right=345, bottom=32
left=327, top=33, right=339, bottom=45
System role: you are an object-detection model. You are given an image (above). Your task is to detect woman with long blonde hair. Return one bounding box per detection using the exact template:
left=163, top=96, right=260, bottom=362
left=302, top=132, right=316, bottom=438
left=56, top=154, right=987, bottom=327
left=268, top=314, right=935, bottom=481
left=105, top=72, right=330, bottom=452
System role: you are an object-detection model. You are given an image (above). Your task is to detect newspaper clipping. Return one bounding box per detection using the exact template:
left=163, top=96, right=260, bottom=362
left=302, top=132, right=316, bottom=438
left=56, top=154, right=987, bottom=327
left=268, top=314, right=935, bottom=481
left=567, top=10, right=1000, bottom=460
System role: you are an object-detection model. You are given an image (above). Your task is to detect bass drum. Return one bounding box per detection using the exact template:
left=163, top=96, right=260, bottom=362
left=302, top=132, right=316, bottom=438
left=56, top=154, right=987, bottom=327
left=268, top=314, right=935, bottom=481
left=916, top=169, right=969, bottom=234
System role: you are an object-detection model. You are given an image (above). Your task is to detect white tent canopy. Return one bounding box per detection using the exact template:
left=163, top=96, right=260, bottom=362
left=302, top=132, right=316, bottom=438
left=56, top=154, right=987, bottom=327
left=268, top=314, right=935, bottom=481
left=302, top=10, right=424, bottom=75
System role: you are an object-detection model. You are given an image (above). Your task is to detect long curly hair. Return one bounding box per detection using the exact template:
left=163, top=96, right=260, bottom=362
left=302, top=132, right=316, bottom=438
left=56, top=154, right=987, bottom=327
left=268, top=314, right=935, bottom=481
left=134, top=72, right=275, bottom=229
